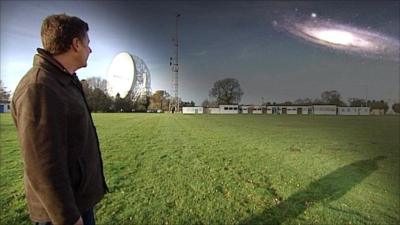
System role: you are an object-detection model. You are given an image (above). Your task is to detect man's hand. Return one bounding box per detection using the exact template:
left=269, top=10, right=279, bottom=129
left=74, top=216, right=84, bottom=225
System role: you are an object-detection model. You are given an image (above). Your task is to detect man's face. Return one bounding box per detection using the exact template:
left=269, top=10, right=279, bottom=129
left=77, top=32, right=92, bottom=68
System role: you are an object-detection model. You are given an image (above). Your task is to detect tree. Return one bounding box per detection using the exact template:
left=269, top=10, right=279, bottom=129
left=282, top=101, right=293, bottom=105
left=348, top=98, right=367, bottom=107
left=321, top=90, right=345, bottom=106
left=294, top=98, right=313, bottom=105
left=181, top=101, right=195, bottom=107
left=113, top=92, right=134, bottom=112
left=113, top=93, right=122, bottom=111
left=313, top=98, right=323, bottom=105
left=85, top=77, right=107, bottom=92
left=134, top=96, right=150, bottom=112
left=0, top=80, right=11, bottom=101
left=369, top=100, right=389, bottom=113
left=81, top=79, right=113, bottom=112
left=294, top=99, right=304, bottom=105
left=209, top=78, right=243, bottom=105
left=201, top=99, right=219, bottom=107
left=85, top=88, right=113, bottom=112
left=148, top=90, right=170, bottom=111
left=392, top=103, right=400, bottom=113
left=201, top=99, right=210, bottom=107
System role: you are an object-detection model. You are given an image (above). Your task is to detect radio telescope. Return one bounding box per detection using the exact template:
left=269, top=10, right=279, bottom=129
left=107, top=52, right=151, bottom=100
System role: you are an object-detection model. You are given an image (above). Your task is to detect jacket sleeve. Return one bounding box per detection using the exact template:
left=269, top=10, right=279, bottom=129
left=15, top=83, right=80, bottom=225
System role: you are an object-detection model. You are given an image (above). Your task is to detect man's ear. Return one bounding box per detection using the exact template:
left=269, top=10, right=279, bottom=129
left=71, top=37, right=80, bottom=52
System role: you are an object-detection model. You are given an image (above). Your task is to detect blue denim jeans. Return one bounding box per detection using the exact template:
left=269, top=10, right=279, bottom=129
left=34, top=208, right=95, bottom=225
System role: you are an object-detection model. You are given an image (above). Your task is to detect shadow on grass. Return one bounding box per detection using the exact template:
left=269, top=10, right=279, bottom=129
left=240, top=156, right=386, bottom=225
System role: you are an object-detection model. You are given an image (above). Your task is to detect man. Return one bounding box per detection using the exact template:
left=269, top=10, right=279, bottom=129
left=11, top=14, right=108, bottom=225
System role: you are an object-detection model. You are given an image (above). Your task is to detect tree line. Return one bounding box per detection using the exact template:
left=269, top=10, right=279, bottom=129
left=80, top=77, right=194, bottom=113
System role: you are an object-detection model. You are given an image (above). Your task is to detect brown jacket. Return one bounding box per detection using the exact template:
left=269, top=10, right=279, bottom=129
left=11, top=49, right=108, bottom=225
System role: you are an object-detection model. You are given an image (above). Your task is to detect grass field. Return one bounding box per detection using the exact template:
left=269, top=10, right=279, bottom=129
left=1, top=113, right=399, bottom=225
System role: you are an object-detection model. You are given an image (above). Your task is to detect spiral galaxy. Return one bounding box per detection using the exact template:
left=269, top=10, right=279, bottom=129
left=273, top=13, right=399, bottom=61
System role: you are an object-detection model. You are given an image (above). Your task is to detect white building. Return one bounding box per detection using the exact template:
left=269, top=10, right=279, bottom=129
left=338, top=107, right=370, bottom=115
left=312, top=105, right=337, bottom=115
left=296, top=106, right=313, bottom=115
left=207, top=107, right=221, bottom=114
left=266, top=106, right=279, bottom=115
left=240, top=106, right=250, bottom=114
left=182, top=107, right=204, bottom=114
left=0, top=100, right=11, bottom=113
left=249, top=105, right=265, bottom=114
left=285, top=106, right=299, bottom=115
left=252, top=106, right=263, bottom=114
left=266, top=105, right=313, bottom=115
left=219, top=105, right=239, bottom=114
left=240, top=105, right=264, bottom=114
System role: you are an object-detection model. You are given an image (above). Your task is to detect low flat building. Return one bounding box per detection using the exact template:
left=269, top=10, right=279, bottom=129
left=338, top=107, right=370, bottom=115
left=285, top=106, right=299, bottom=115
left=313, top=105, right=337, bottom=115
left=240, top=105, right=264, bottom=114
left=252, top=106, right=263, bottom=114
left=208, top=107, right=221, bottom=114
left=182, top=107, right=204, bottom=114
left=295, top=106, right=313, bottom=115
left=219, top=105, right=239, bottom=114
left=266, top=106, right=278, bottom=114
left=241, top=105, right=250, bottom=114
left=266, top=105, right=312, bottom=115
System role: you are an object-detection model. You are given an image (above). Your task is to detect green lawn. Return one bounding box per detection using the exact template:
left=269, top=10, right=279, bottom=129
left=1, top=113, right=399, bottom=225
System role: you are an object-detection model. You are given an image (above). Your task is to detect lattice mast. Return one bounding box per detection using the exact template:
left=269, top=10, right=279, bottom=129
left=170, top=14, right=180, bottom=112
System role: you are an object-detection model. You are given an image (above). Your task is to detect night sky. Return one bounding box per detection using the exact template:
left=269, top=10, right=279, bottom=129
left=1, top=1, right=399, bottom=105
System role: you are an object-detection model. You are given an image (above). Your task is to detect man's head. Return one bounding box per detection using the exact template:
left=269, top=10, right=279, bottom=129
left=41, top=14, right=92, bottom=69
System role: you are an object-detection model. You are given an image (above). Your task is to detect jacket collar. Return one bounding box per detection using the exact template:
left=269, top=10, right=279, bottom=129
left=34, top=48, right=77, bottom=87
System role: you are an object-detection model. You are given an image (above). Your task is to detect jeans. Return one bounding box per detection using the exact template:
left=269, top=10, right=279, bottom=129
left=34, top=208, right=95, bottom=225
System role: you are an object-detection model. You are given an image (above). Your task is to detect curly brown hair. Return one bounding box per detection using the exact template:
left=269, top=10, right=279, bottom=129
left=41, top=14, right=89, bottom=55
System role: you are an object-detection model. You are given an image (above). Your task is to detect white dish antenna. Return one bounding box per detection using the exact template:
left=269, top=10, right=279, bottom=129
left=107, top=52, right=135, bottom=98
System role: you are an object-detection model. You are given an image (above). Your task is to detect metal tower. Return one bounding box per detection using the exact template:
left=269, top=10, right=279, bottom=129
left=170, top=14, right=180, bottom=113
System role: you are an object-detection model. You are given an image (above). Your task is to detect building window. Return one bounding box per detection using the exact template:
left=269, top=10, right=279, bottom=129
left=224, top=107, right=228, bottom=110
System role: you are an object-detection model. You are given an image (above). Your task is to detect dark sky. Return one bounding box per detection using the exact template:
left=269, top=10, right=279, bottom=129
left=1, top=1, right=399, bottom=105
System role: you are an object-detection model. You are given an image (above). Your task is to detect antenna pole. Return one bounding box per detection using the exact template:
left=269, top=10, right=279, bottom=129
left=170, top=14, right=180, bottom=113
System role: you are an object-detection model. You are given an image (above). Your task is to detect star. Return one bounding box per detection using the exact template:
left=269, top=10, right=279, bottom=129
left=311, top=13, right=317, bottom=18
